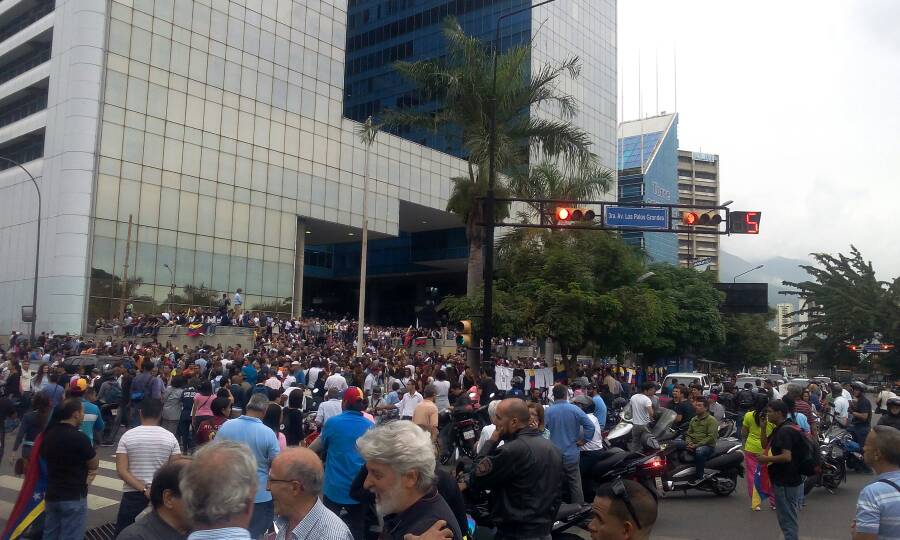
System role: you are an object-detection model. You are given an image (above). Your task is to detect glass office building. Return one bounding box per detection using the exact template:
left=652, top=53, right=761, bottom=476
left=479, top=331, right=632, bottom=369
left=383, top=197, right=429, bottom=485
left=344, top=0, right=618, bottom=169
left=617, top=113, right=679, bottom=265
left=0, top=0, right=617, bottom=334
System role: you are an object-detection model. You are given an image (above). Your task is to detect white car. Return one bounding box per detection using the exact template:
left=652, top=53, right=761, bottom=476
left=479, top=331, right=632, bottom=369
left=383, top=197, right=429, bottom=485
left=657, top=372, right=711, bottom=394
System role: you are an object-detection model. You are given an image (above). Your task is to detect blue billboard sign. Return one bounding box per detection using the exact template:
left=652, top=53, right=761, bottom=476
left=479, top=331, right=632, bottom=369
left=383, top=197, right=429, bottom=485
left=604, top=206, right=669, bottom=229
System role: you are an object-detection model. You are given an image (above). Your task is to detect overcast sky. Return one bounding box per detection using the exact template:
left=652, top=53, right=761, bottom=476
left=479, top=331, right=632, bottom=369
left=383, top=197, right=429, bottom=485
left=617, top=0, right=900, bottom=279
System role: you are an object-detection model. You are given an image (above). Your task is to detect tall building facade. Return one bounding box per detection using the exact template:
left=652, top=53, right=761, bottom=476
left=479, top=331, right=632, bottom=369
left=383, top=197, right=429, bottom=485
left=0, top=0, right=618, bottom=334
left=676, top=149, right=720, bottom=273
left=616, top=113, right=679, bottom=265
left=776, top=302, right=794, bottom=340
left=343, top=0, right=618, bottom=172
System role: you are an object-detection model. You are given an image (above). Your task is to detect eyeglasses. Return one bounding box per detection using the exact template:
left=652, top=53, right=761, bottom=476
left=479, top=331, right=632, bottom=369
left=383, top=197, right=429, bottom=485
left=610, top=479, right=642, bottom=530
left=268, top=477, right=299, bottom=486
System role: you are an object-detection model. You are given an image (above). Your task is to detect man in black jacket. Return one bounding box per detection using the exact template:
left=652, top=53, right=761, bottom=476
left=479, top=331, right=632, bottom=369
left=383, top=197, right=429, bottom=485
left=462, top=398, right=564, bottom=540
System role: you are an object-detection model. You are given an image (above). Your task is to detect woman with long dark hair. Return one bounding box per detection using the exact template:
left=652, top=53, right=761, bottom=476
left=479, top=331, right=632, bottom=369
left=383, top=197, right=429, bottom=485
left=31, top=364, right=50, bottom=393
left=12, top=393, right=51, bottom=464
left=191, top=380, right=215, bottom=433
left=262, top=402, right=287, bottom=450
left=741, top=393, right=775, bottom=510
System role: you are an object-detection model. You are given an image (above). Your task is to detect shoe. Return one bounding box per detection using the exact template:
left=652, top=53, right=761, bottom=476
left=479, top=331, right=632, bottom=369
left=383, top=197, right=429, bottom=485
left=753, top=506, right=761, bottom=512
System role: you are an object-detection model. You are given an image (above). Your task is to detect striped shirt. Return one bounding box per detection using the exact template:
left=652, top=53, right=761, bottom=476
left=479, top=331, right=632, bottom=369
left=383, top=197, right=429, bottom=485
left=188, top=528, right=251, bottom=540
left=854, top=470, right=900, bottom=539
left=275, top=499, right=353, bottom=540
left=116, top=425, right=180, bottom=492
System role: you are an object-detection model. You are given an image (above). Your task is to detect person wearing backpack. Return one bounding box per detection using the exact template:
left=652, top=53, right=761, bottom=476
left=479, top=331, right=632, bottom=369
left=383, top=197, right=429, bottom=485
left=852, top=425, right=900, bottom=540
left=758, top=399, right=807, bottom=540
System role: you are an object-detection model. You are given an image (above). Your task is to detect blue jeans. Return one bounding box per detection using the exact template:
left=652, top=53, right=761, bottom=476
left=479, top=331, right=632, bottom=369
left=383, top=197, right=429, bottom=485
left=248, top=499, right=274, bottom=538
left=43, top=498, right=86, bottom=540
left=773, top=483, right=802, bottom=540
left=693, top=445, right=715, bottom=480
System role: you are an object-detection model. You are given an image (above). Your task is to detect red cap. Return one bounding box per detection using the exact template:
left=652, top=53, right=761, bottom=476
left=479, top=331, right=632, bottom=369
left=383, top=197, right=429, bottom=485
left=343, top=387, right=366, bottom=408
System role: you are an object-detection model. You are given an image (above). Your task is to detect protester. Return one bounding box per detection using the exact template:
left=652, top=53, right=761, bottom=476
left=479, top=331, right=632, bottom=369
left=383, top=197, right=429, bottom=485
left=758, top=399, right=805, bottom=540
left=264, top=402, right=288, bottom=450
left=316, top=387, right=343, bottom=426
left=670, top=386, right=694, bottom=428
left=12, top=392, right=50, bottom=463
left=461, top=398, right=563, bottom=540
left=588, top=479, right=658, bottom=540
left=848, top=381, right=873, bottom=447
left=878, top=397, right=900, bottom=430
left=195, top=397, right=232, bottom=446
left=216, top=393, right=282, bottom=538
left=545, top=384, right=595, bottom=504
left=161, top=375, right=186, bottom=435
left=742, top=393, right=774, bottom=511
left=628, top=383, right=656, bottom=452
left=412, top=384, right=440, bottom=441
left=852, top=425, right=900, bottom=540
left=181, top=440, right=257, bottom=540
left=117, top=460, right=191, bottom=540
left=41, top=398, right=100, bottom=540
left=397, top=380, right=423, bottom=420
left=115, top=398, right=182, bottom=535
left=356, top=420, right=462, bottom=539
left=313, top=386, right=374, bottom=540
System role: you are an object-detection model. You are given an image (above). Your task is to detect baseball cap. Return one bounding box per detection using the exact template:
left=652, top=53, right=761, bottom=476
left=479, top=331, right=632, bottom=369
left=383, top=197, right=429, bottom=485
left=69, top=377, right=88, bottom=395
left=343, top=386, right=366, bottom=409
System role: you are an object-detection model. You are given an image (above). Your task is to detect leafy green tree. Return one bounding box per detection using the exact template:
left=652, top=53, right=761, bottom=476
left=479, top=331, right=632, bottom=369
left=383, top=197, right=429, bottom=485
left=783, top=246, right=899, bottom=370
left=383, top=18, right=594, bottom=298
left=706, top=312, right=780, bottom=369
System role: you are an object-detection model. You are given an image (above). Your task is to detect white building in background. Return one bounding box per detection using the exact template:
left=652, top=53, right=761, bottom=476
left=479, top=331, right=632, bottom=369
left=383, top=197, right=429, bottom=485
left=776, top=302, right=794, bottom=340
left=0, top=0, right=618, bottom=334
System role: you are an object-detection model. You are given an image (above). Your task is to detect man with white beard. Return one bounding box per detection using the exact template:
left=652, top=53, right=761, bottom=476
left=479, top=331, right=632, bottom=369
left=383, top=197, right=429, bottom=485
left=356, top=421, right=463, bottom=539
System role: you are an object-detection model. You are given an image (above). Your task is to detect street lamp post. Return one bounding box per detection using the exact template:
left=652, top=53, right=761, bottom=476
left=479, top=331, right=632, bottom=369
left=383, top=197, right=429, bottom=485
left=733, top=264, right=764, bottom=283
left=162, top=264, right=175, bottom=312
left=483, top=0, right=561, bottom=372
left=0, top=156, right=41, bottom=343
left=356, top=116, right=381, bottom=358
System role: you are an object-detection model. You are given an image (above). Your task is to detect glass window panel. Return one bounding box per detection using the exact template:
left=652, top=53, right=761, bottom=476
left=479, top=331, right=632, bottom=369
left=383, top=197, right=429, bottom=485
left=215, top=199, right=233, bottom=237
left=248, top=206, right=265, bottom=244
left=157, top=246, right=176, bottom=285
left=212, top=253, right=230, bottom=291
left=117, top=179, right=141, bottom=222
left=131, top=27, right=151, bottom=64
left=133, top=241, right=157, bottom=286
left=182, top=143, right=201, bottom=177
left=138, top=183, right=160, bottom=227
left=194, top=250, right=213, bottom=288
left=276, top=262, right=292, bottom=300
left=174, top=247, right=195, bottom=286
left=261, top=260, right=277, bottom=296
left=101, top=122, right=124, bottom=159
left=91, top=235, right=115, bottom=275
left=197, top=195, right=216, bottom=236
left=229, top=256, right=247, bottom=293
left=159, top=188, right=180, bottom=227
left=106, top=70, right=127, bottom=108
left=232, top=203, right=250, bottom=242
left=178, top=191, right=198, bottom=233
left=122, top=127, right=145, bottom=163
left=96, top=175, right=119, bottom=220
left=163, top=138, right=183, bottom=172
left=246, top=258, right=263, bottom=295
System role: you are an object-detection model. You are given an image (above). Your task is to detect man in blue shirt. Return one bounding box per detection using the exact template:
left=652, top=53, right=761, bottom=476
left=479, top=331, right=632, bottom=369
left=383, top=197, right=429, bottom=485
left=241, top=360, right=258, bottom=385
left=311, top=387, right=373, bottom=540
left=215, top=394, right=280, bottom=539
left=544, top=384, right=595, bottom=504
left=589, top=385, right=608, bottom=429
left=853, top=425, right=900, bottom=540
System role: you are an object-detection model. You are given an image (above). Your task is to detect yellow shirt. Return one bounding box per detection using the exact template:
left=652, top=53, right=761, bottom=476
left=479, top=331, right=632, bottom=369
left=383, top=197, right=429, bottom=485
left=742, top=410, right=775, bottom=454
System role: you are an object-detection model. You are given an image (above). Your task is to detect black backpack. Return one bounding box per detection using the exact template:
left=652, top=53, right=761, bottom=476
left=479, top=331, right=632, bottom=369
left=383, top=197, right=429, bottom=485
left=777, top=420, right=819, bottom=477
left=737, top=389, right=755, bottom=408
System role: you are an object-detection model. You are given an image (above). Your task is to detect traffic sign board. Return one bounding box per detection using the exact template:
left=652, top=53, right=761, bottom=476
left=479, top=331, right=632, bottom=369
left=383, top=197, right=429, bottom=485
left=604, top=206, right=669, bottom=229
left=864, top=343, right=883, bottom=353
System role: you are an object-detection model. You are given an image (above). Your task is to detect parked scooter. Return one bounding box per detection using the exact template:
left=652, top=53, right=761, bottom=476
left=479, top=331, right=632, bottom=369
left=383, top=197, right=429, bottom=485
left=804, top=423, right=849, bottom=495
left=587, top=447, right=668, bottom=499
left=606, top=407, right=679, bottom=451
left=659, top=437, right=745, bottom=496
left=438, top=406, right=482, bottom=465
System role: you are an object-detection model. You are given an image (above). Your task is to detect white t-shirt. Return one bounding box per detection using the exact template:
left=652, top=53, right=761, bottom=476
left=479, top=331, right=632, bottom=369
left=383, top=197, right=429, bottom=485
left=316, top=399, right=343, bottom=425
left=833, top=395, right=850, bottom=426
left=307, top=367, right=322, bottom=389
left=432, top=380, right=451, bottom=412
left=324, top=373, right=348, bottom=393
left=116, top=426, right=180, bottom=492
left=630, top=393, right=653, bottom=426
left=581, top=414, right=605, bottom=452
left=476, top=423, right=496, bottom=454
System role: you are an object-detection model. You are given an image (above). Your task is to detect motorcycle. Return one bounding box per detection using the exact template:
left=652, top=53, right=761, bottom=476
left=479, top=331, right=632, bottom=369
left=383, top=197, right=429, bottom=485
left=804, top=424, right=849, bottom=495
left=606, top=407, right=679, bottom=451
left=659, top=437, right=744, bottom=496
left=587, top=447, right=668, bottom=499
left=438, top=408, right=482, bottom=465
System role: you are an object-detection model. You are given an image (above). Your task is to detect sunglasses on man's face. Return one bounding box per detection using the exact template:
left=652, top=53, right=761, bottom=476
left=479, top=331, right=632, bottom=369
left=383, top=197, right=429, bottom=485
left=610, top=479, right=642, bottom=530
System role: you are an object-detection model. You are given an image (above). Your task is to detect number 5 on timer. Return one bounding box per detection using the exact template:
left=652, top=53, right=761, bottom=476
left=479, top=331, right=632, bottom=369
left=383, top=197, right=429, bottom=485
left=728, top=211, right=761, bottom=234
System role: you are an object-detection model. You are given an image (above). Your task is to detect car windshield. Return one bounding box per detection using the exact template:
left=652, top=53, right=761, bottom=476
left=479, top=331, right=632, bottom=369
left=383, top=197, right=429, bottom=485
left=661, top=376, right=700, bottom=388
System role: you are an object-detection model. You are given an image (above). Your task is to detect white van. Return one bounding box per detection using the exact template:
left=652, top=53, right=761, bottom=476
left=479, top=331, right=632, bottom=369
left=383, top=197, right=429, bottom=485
left=657, top=372, right=711, bottom=394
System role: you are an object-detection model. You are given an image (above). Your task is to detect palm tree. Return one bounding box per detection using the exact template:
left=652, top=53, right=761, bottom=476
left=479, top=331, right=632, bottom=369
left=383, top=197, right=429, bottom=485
left=383, top=18, right=595, bottom=299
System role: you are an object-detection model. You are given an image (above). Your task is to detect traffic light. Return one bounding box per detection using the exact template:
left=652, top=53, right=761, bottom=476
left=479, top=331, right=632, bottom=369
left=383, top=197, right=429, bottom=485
left=555, top=207, right=596, bottom=223
left=728, top=211, right=761, bottom=234
left=681, top=211, right=722, bottom=226
left=455, top=320, right=473, bottom=347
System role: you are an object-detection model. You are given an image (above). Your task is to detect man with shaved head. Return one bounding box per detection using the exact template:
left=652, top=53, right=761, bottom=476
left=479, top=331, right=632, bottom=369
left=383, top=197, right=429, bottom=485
left=460, top=398, right=564, bottom=540
left=268, top=447, right=352, bottom=540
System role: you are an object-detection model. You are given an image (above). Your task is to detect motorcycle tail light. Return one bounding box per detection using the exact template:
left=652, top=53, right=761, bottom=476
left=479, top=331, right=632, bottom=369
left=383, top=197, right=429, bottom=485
left=643, top=457, right=665, bottom=470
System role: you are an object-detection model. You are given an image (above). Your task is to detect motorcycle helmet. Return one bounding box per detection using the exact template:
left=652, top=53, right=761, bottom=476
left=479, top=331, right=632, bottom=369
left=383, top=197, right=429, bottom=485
left=850, top=381, right=867, bottom=393
left=612, top=397, right=628, bottom=409
left=572, top=395, right=595, bottom=414
left=887, top=396, right=900, bottom=408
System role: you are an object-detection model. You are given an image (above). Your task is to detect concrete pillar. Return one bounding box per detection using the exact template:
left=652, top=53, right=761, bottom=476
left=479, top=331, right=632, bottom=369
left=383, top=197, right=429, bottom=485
left=293, top=219, right=306, bottom=318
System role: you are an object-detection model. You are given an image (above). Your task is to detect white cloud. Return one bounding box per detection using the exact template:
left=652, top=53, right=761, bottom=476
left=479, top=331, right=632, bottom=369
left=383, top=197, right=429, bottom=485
left=618, top=0, right=900, bottom=279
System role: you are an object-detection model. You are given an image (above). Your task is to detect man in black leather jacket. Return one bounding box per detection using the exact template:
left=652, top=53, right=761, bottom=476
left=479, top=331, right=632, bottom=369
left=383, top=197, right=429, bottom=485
left=462, top=398, right=563, bottom=540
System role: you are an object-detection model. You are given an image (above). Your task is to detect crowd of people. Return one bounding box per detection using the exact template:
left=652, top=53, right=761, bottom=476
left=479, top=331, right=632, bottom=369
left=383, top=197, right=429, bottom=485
left=1, top=317, right=899, bottom=540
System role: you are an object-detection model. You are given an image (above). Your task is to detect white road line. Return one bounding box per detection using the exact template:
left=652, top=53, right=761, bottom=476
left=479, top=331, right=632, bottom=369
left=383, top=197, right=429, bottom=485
left=89, top=475, right=123, bottom=491
left=0, top=476, right=120, bottom=512
left=0, top=500, right=13, bottom=520
left=99, top=460, right=117, bottom=471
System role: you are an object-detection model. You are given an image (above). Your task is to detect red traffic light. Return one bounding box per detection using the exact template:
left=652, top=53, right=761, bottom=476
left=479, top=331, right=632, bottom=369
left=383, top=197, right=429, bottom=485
left=682, top=211, right=699, bottom=225
left=555, top=207, right=595, bottom=223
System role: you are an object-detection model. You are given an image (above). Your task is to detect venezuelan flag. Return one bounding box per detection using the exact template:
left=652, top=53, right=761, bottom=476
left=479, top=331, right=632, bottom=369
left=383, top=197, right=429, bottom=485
left=2, top=434, right=47, bottom=540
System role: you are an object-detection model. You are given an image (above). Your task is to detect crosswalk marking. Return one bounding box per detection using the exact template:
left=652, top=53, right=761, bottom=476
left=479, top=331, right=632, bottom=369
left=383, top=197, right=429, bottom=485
left=89, top=475, right=123, bottom=491
left=0, top=476, right=120, bottom=511
left=0, top=500, right=12, bottom=520
left=99, top=460, right=117, bottom=471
